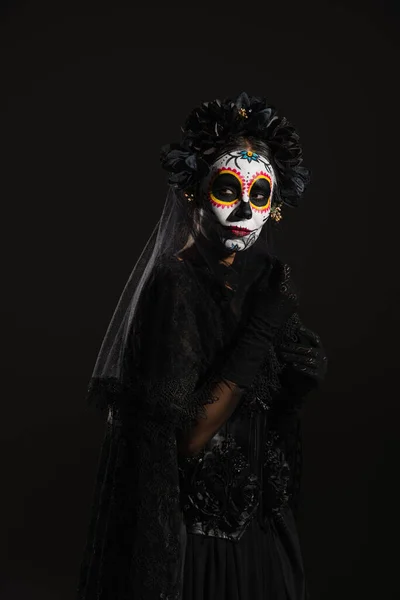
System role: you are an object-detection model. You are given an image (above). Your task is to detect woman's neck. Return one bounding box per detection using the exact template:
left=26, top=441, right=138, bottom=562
left=219, top=252, right=236, bottom=267
left=194, top=232, right=238, bottom=266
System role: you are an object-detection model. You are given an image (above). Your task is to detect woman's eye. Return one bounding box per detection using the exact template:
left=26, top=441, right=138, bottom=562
left=218, top=187, right=235, bottom=195
left=251, top=193, right=266, bottom=201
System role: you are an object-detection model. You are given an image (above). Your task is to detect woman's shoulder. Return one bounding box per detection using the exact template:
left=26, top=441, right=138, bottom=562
left=144, top=254, right=201, bottom=306
left=152, top=253, right=191, bottom=285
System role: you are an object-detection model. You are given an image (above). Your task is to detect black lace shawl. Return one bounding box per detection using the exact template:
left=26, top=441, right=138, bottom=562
left=77, top=252, right=307, bottom=600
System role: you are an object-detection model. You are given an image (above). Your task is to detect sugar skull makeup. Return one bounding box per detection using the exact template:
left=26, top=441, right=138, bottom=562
left=200, top=148, right=276, bottom=251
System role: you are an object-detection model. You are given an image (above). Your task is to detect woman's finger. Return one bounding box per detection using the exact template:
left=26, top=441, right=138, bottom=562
left=279, top=342, right=319, bottom=357
left=291, top=363, right=319, bottom=379
left=279, top=351, right=318, bottom=368
left=297, top=324, right=321, bottom=347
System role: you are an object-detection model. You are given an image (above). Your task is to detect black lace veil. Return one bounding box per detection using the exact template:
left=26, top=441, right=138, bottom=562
left=86, top=91, right=310, bottom=412
left=90, top=186, right=189, bottom=387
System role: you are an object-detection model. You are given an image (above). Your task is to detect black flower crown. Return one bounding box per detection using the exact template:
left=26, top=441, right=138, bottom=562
left=160, top=92, right=311, bottom=209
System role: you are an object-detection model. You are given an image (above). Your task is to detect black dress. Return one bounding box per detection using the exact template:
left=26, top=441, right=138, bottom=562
left=77, top=247, right=311, bottom=600
left=183, top=507, right=304, bottom=599
left=177, top=252, right=307, bottom=599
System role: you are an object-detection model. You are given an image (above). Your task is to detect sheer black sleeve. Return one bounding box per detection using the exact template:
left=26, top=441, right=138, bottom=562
left=78, top=258, right=224, bottom=600
left=126, top=257, right=226, bottom=428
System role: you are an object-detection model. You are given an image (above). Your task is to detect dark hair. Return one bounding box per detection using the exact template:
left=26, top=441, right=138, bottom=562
left=161, top=92, right=310, bottom=211
left=212, top=135, right=272, bottom=161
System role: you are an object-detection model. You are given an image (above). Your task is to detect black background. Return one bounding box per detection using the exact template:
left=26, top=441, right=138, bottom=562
left=1, top=1, right=399, bottom=598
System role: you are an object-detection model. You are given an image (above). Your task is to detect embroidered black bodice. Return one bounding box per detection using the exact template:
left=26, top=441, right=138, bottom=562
left=177, top=337, right=299, bottom=543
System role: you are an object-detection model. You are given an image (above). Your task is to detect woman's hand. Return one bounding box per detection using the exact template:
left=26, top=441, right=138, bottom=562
left=277, top=324, right=328, bottom=393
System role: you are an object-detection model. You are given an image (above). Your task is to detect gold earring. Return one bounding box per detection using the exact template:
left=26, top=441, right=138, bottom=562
left=270, top=203, right=283, bottom=222
left=184, top=192, right=195, bottom=202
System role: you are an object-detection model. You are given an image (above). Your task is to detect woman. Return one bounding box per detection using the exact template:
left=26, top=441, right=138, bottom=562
left=76, top=92, right=327, bottom=600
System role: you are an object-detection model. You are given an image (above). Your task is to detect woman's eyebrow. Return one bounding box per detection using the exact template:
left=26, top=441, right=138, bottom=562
left=251, top=179, right=270, bottom=188
left=213, top=174, right=241, bottom=185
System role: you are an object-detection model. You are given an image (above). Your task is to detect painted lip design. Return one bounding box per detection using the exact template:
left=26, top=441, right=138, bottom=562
left=224, top=226, right=254, bottom=237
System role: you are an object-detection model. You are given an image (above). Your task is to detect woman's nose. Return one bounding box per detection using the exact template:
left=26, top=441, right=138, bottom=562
left=227, top=198, right=252, bottom=221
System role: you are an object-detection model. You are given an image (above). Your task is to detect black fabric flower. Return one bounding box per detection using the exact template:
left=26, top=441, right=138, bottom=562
left=160, top=92, right=311, bottom=208
left=160, top=141, right=210, bottom=189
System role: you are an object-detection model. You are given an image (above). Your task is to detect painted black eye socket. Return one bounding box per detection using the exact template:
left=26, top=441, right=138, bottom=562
left=211, top=173, right=240, bottom=202
left=250, top=180, right=271, bottom=206
left=216, top=186, right=236, bottom=197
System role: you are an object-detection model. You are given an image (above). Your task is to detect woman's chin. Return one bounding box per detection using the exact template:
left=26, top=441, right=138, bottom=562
left=223, top=238, right=246, bottom=251
left=222, top=231, right=260, bottom=251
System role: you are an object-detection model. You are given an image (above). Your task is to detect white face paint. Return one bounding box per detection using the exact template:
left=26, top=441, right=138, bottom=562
left=200, top=148, right=276, bottom=251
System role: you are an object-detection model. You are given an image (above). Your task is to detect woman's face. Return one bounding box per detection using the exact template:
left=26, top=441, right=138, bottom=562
left=200, top=148, right=276, bottom=251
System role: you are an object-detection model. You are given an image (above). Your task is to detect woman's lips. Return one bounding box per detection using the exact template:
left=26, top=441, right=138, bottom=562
left=224, top=226, right=253, bottom=237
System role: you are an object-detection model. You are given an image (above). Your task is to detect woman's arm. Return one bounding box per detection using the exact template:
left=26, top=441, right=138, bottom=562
left=176, top=378, right=243, bottom=457
left=132, top=256, right=300, bottom=458
left=177, top=259, right=300, bottom=456
left=129, top=261, right=246, bottom=443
